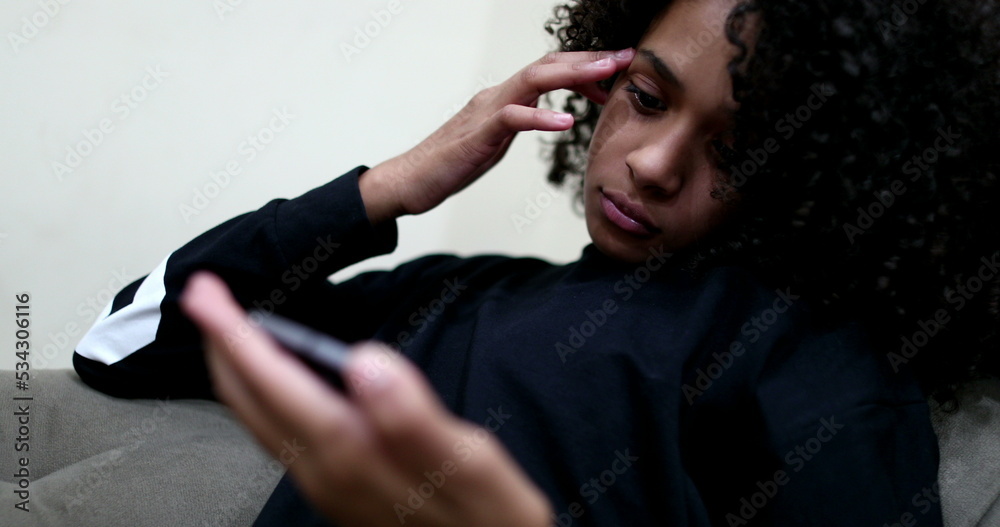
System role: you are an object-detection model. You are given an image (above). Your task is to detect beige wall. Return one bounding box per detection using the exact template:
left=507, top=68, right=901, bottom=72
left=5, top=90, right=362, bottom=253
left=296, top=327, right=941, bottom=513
left=0, top=0, right=591, bottom=370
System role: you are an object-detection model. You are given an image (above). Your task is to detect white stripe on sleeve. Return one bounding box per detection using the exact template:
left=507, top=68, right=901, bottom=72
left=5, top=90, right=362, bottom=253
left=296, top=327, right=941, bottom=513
left=75, top=253, right=172, bottom=365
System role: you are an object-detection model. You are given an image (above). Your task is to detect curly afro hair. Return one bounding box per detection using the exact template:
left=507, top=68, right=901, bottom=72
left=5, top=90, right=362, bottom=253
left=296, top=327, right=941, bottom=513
left=542, top=0, right=1000, bottom=410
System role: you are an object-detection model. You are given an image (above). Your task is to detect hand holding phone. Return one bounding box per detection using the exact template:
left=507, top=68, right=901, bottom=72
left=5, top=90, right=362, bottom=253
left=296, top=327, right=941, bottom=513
left=250, top=310, right=352, bottom=391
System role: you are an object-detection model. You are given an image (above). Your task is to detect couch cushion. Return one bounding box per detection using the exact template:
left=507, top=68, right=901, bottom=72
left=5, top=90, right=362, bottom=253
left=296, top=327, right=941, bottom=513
left=0, top=369, right=282, bottom=527
left=2, top=369, right=998, bottom=526
left=931, top=378, right=1000, bottom=527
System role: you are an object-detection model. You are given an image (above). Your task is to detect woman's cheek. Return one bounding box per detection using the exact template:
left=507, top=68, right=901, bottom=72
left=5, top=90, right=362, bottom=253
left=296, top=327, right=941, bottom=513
left=589, top=96, right=634, bottom=162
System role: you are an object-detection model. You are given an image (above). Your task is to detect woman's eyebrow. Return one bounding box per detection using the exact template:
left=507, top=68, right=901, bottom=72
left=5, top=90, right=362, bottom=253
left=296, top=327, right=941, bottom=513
left=638, top=47, right=739, bottom=118
left=637, top=48, right=685, bottom=93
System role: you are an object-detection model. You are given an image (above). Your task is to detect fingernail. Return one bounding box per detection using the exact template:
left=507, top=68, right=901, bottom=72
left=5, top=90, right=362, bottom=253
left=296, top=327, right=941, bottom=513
left=589, top=57, right=612, bottom=67
left=349, top=346, right=400, bottom=397
left=554, top=113, right=574, bottom=125
left=614, top=48, right=635, bottom=59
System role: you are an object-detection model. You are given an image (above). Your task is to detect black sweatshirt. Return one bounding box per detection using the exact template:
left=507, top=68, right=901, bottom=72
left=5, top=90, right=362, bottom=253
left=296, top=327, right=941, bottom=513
left=73, top=165, right=943, bottom=527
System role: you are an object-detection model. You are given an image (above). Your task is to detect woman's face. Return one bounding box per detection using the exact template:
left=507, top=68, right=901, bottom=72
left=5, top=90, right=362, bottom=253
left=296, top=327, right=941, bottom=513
left=584, top=0, right=747, bottom=263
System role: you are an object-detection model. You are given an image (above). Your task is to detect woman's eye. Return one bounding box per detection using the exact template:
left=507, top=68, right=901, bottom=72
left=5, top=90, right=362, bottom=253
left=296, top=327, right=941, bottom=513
left=623, top=83, right=667, bottom=112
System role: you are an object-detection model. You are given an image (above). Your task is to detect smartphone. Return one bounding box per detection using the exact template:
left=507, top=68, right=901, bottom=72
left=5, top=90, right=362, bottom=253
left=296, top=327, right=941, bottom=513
left=250, top=310, right=351, bottom=391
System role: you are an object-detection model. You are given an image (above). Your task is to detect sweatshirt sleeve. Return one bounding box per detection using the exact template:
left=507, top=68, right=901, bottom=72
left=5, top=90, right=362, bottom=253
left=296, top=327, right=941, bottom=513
left=683, top=315, right=942, bottom=527
left=747, top=325, right=943, bottom=526
left=73, top=165, right=399, bottom=400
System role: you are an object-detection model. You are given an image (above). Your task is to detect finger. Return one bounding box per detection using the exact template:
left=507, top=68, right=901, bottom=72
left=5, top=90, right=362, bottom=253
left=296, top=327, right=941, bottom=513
left=180, top=272, right=364, bottom=446
left=345, top=345, right=469, bottom=474
left=201, top=333, right=293, bottom=449
left=185, top=276, right=311, bottom=456
left=502, top=48, right=635, bottom=106
left=535, top=48, right=636, bottom=70
left=475, top=104, right=576, bottom=148
left=534, top=50, right=629, bottom=105
left=346, top=347, right=552, bottom=526
left=182, top=274, right=420, bottom=525
left=566, top=80, right=613, bottom=106
left=344, top=347, right=484, bottom=526
left=538, top=48, right=633, bottom=65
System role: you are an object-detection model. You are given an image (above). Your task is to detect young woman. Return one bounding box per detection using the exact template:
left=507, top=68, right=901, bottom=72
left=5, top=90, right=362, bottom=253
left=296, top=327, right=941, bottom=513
left=78, top=0, right=1000, bottom=525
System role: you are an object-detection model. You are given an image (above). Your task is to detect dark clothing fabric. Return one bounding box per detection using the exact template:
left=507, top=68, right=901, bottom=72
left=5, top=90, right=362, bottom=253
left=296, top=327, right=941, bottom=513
left=73, top=165, right=943, bottom=526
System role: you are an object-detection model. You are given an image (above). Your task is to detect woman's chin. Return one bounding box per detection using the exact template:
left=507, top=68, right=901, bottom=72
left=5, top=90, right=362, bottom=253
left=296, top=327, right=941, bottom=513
left=587, top=223, right=669, bottom=264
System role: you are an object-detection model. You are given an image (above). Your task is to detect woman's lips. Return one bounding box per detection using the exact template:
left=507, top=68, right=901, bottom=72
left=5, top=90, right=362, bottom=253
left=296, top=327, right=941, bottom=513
left=600, top=189, right=660, bottom=237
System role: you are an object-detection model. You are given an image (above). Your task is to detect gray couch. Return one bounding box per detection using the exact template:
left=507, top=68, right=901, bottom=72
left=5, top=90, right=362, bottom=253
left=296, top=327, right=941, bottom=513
left=0, top=369, right=998, bottom=526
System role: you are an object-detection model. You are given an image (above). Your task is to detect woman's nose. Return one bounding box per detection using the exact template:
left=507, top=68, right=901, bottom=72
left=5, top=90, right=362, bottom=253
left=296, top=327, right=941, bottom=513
left=625, top=134, right=689, bottom=199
